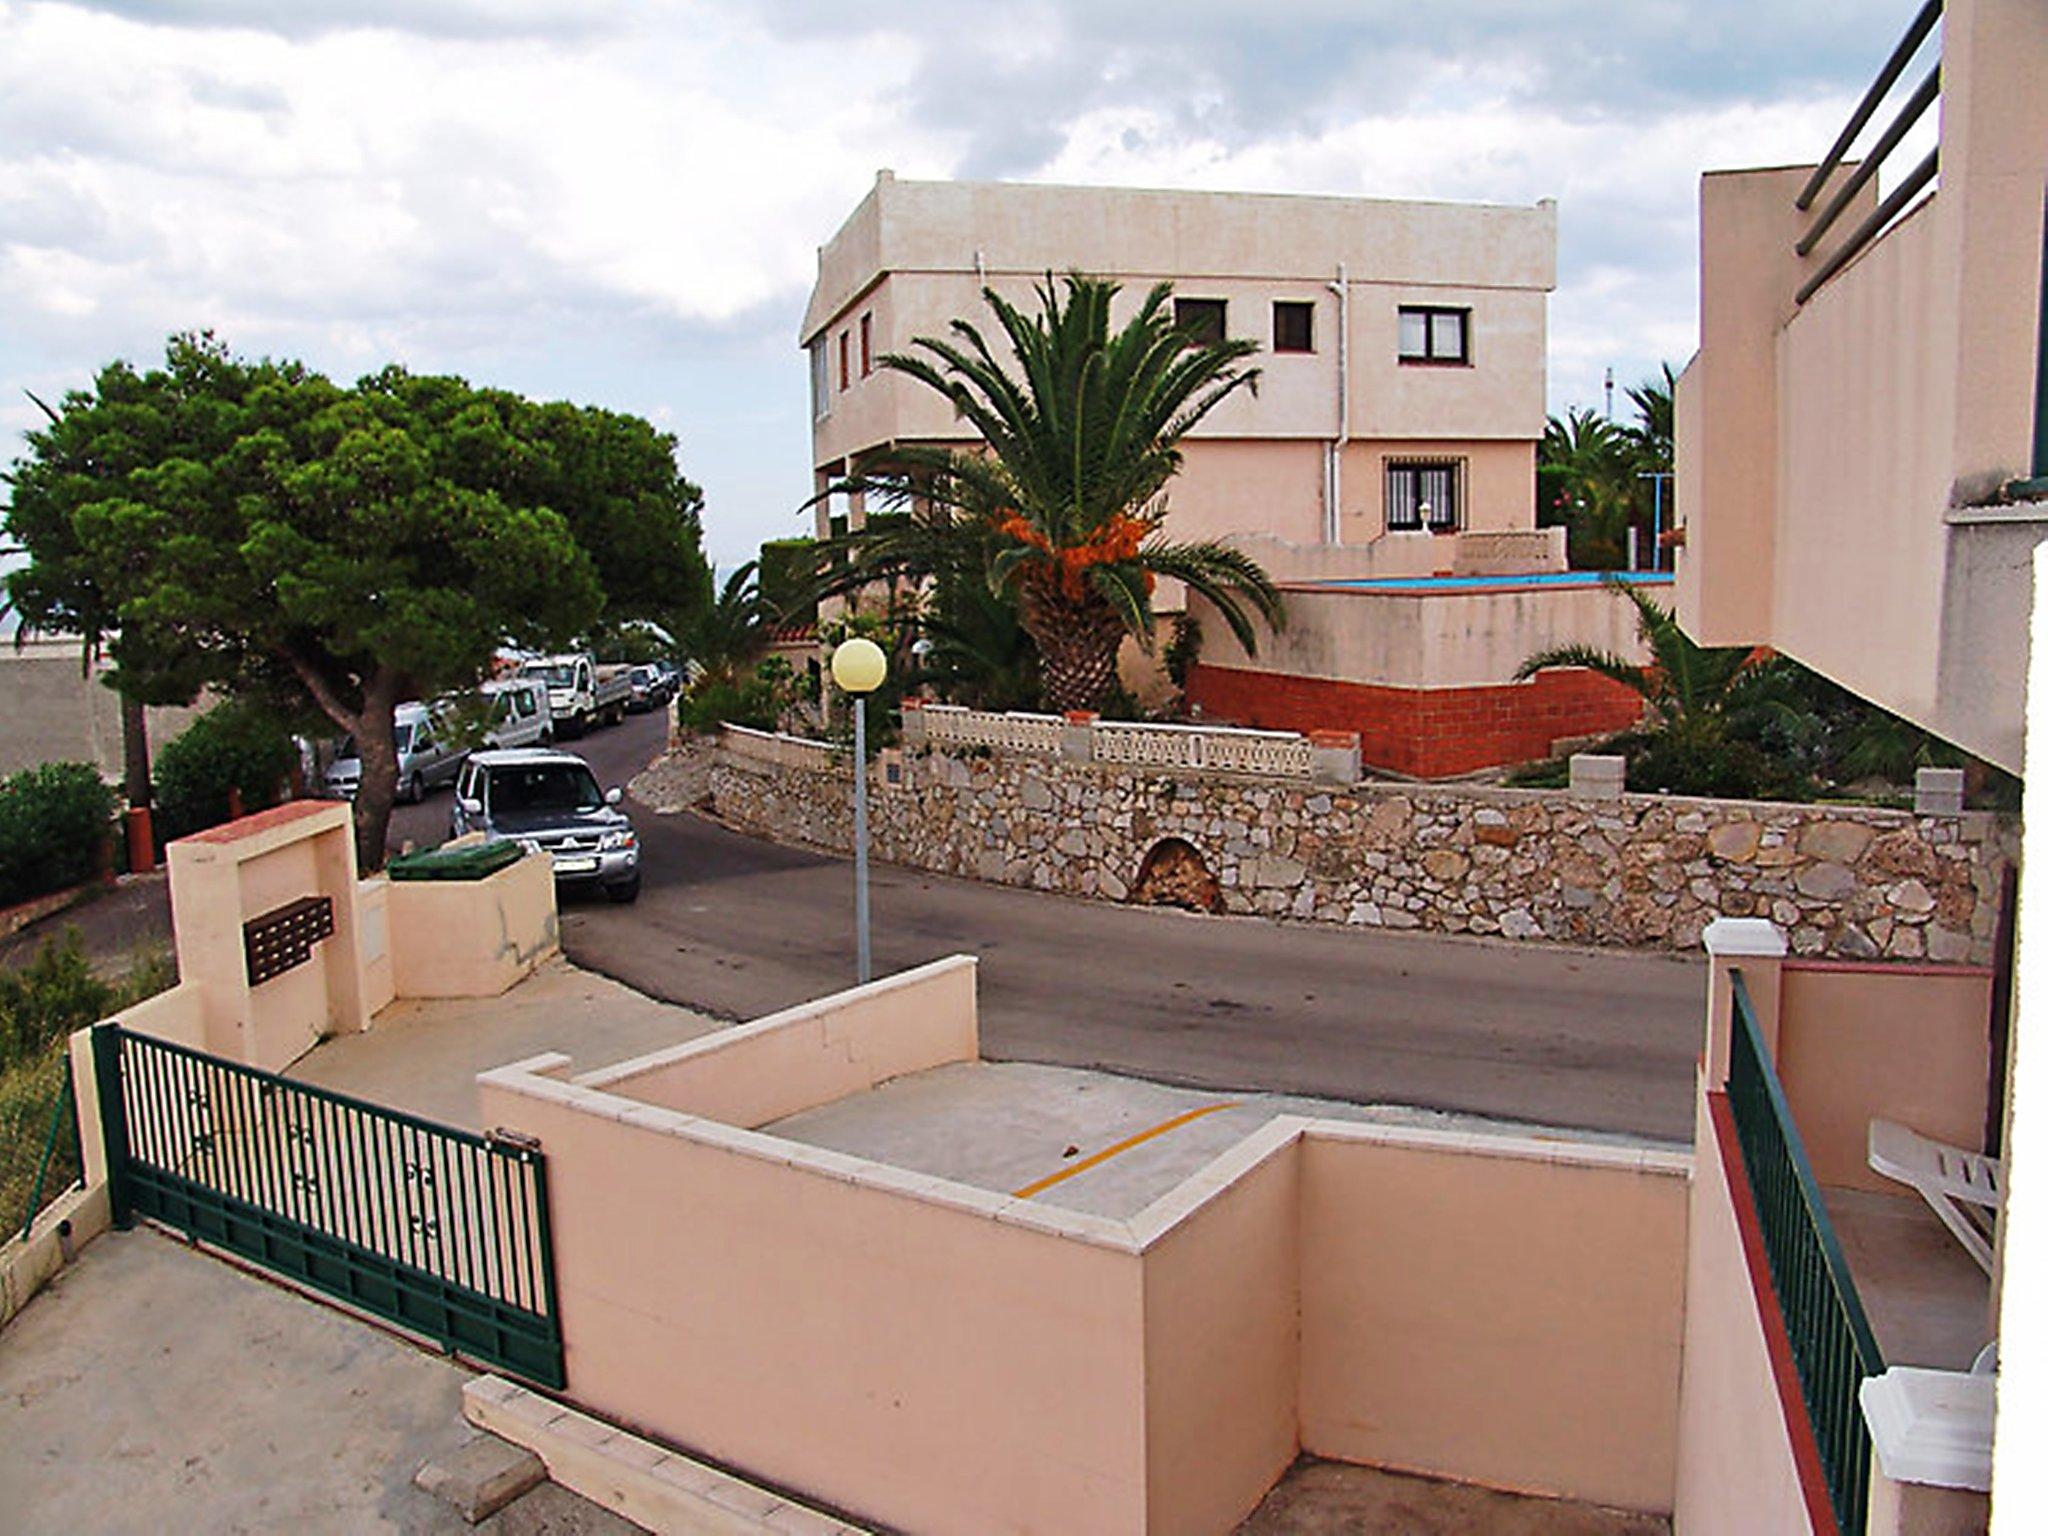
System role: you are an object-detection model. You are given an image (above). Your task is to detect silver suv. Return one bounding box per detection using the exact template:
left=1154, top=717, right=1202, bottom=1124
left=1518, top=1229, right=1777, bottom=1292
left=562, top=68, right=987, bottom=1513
left=450, top=749, right=640, bottom=902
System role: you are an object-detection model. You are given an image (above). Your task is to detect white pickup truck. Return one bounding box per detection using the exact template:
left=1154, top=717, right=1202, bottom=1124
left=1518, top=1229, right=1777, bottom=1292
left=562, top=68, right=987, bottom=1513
left=519, top=653, right=632, bottom=737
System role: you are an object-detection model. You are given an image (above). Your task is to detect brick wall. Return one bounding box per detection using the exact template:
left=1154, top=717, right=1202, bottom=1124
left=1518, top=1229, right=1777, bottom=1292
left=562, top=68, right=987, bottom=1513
left=1187, top=663, right=1644, bottom=778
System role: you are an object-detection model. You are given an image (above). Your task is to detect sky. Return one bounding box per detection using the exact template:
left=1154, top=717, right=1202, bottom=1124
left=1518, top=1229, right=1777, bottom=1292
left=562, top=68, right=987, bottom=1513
left=0, top=0, right=1934, bottom=572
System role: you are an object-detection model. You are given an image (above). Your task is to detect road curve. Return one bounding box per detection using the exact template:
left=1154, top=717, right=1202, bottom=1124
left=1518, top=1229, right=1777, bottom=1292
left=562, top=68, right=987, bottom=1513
left=556, top=713, right=1706, bottom=1143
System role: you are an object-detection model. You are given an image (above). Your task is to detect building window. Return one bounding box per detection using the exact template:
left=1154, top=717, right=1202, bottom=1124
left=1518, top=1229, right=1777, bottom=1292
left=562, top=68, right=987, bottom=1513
left=859, top=313, right=873, bottom=376
left=839, top=331, right=851, bottom=390
left=1272, top=301, right=1314, bottom=353
left=810, top=339, right=830, bottom=421
left=1386, top=460, right=1461, bottom=531
left=1174, top=298, right=1227, bottom=346
left=1397, top=306, right=1469, bottom=365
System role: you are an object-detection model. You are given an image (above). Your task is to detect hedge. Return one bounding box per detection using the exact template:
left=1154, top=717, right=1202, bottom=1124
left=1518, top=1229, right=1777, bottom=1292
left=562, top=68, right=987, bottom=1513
left=0, top=763, right=116, bottom=908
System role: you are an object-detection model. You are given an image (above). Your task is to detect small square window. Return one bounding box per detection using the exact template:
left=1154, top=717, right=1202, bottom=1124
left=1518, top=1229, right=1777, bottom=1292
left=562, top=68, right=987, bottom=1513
left=1397, top=305, right=1470, bottom=365
left=1174, top=298, right=1228, bottom=346
left=1272, top=301, right=1314, bottom=353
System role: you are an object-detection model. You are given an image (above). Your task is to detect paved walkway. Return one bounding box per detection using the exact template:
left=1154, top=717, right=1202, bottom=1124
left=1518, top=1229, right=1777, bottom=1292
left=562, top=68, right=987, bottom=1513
left=0, top=1229, right=637, bottom=1533
left=1240, top=1459, right=1668, bottom=1534
left=770, top=1060, right=1666, bottom=1221
left=290, top=956, right=723, bottom=1128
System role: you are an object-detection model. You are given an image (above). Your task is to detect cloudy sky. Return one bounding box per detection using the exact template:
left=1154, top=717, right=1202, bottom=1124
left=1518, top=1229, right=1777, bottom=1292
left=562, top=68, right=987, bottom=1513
left=0, top=0, right=1928, bottom=569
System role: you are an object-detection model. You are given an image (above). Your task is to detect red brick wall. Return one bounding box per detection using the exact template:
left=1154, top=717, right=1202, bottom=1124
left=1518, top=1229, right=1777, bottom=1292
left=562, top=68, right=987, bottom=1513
left=1186, top=663, right=1644, bottom=778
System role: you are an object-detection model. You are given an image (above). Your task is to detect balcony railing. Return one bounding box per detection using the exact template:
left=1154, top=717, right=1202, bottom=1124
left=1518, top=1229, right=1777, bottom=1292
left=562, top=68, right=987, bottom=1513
left=1728, top=972, right=1886, bottom=1533
left=1794, top=0, right=1942, bottom=306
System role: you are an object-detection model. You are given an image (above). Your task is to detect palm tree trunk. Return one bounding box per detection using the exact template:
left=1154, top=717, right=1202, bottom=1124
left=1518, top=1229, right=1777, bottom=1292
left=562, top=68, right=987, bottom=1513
left=1019, top=577, right=1125, bottom=713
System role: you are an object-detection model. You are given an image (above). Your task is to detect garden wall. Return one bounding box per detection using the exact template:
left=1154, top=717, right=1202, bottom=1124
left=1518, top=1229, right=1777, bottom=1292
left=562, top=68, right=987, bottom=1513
left=706, top=732, right=2016, bottom=963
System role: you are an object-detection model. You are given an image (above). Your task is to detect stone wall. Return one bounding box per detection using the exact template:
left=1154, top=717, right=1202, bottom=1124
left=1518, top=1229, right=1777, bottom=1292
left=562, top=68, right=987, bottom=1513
left=706, top=738, right=2017, bottom=963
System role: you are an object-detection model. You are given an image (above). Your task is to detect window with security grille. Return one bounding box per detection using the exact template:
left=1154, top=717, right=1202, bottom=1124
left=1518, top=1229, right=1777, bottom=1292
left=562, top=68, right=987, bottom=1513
left=1385, top=460, right=1461, bottom=532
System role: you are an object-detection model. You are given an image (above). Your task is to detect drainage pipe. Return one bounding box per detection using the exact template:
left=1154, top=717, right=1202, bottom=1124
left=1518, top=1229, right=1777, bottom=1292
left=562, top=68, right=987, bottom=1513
left=1326, top=263, right=1350, bottom=543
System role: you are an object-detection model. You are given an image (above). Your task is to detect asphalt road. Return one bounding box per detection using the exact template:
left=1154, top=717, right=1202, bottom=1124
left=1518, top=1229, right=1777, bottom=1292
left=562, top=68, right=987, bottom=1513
left=554, top=711, right=1706, bottom=1143
left=6, top=709, right=1706, bottom=1142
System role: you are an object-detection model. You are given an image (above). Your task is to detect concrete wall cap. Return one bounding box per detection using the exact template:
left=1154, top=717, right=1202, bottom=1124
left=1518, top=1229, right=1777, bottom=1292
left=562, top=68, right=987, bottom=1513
left=1701, top=917, right=1788, bottom=958
left=1860, top=1367, right=1994, bottom=1491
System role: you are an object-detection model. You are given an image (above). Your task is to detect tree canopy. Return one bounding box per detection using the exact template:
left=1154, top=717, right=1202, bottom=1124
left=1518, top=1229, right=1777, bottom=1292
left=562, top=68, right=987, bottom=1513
left=4, top=333, right=709, bottom=867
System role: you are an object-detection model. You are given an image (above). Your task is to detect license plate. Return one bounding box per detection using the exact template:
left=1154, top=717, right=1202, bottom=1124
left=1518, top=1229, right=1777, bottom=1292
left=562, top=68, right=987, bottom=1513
left=554, top=856, right=599, bottom=874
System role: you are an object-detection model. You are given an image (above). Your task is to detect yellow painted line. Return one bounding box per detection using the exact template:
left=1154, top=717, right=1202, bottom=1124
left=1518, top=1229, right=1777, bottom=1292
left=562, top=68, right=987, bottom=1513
left=1010, top=1102, right=1240, bottom=1200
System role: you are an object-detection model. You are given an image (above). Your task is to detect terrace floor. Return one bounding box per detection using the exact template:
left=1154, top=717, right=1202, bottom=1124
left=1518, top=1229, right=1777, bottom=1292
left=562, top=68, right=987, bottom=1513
left=766, top=1058, right=1667, bottom=1221
left=1825, top=1185, right=1993, bottom=1372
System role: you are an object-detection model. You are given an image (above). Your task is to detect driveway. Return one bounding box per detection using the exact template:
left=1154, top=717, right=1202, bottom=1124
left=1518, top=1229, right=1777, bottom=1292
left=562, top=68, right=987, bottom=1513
left=0, top=1228, right=636, bottom=1533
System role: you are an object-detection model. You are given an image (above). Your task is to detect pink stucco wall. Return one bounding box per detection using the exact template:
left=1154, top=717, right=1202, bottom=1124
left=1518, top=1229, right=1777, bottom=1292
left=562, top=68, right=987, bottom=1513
left=1297, top=1126, right=1688, bottom=1512
left=1672, top=1087, right=1824, bottom=1536
left=477, top=966, right=1698, bottom=1533
left=573, top=955, right=977, bottom=1126
left=1775, top=961, right=1994, bottom=1193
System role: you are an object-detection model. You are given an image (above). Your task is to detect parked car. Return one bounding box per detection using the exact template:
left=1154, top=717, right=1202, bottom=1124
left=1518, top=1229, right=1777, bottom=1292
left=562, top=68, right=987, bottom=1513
left=324, top=701, right=464, bottom=803
left=625, top=664, right=678, bottom=713
left=479, top=676, right=554, bottom=749
left=518, top=653, right=632, bottom=736
left=450, top=748, right=640, bottom=902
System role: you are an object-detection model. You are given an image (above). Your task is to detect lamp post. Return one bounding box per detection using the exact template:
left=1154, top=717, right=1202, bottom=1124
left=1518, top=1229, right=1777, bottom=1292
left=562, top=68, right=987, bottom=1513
left=830, top=636, right=888, bottom=984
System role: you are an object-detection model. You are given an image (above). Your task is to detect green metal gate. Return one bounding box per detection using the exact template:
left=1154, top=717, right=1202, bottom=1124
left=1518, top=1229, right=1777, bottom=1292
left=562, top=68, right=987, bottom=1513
left=92, top=1024, right=564, bottom=1389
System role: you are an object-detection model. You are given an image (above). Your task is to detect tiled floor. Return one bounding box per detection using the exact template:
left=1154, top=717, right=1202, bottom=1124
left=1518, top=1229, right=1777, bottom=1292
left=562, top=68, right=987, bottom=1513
left=1825, top=1184, right=1992, bottom=1371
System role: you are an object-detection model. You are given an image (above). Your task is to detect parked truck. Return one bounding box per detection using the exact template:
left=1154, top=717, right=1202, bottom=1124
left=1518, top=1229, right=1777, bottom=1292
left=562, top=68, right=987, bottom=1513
left=518, top=653, right=631, bottom=737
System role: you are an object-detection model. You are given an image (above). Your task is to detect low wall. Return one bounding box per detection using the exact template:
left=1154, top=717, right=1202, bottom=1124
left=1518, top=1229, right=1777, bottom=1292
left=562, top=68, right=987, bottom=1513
left=1299, top=1127, right=1688, bottom=1512
left=1672, top=1088, right=1825, bottom=1536
left=574, top=956, right=977, bottom=1126
left=387, top=853, right=558, bottom=999
left=1773, top=960, right=1995, bottom=1193
left=708, top=737, right=2014, bottom=963
left=1188, top=662, right=1642, bottom=777
left=479, top=964, right=1695, bottom=1534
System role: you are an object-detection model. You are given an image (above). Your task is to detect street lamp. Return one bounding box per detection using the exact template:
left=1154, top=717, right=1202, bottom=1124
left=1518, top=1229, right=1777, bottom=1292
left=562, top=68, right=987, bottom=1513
left=830, top=636, right=888, bottom=984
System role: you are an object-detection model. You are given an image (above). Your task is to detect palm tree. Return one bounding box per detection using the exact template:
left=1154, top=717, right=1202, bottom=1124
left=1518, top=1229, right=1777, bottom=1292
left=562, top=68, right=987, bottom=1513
left=816, top=274, right=1285, bottom=712
left=1516, top=574, right=1768, bottom=731
left=678, top=562, right=776, bottom=689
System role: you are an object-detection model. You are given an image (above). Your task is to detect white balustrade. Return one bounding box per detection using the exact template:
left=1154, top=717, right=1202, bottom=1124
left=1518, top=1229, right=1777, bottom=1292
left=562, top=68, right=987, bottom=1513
left=1090, top=719, right=1314, bottom=779
left=919, top=704, right=1064, bottom=757
left=721, top=723, right=840, bottom=772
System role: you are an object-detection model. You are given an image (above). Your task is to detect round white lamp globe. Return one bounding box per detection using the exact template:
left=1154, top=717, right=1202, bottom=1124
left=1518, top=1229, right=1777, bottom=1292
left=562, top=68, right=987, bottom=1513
left=830, top=637, right=888, bottom=695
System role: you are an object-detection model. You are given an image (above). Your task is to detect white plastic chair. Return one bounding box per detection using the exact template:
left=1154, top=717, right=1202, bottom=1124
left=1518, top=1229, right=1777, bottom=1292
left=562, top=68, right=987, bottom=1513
left=1867, top=1118, right=2003, bottom=1277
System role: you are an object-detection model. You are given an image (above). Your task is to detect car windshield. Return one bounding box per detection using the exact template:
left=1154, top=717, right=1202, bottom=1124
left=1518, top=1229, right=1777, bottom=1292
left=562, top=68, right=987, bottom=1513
left=334, top=723, right=413, bottom=762
left=524, top=664, right=577, bottom=687
left=487, top=764, right=603, bottom=816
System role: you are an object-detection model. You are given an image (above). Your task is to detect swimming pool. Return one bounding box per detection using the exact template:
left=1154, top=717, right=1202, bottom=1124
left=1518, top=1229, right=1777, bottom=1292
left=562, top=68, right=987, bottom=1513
left=1308, top=570, right=1676, bottom=594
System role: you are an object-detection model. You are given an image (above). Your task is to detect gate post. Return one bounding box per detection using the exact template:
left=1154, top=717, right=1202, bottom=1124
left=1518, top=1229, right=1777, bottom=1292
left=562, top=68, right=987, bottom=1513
left=89, top=1024, right=133, bottom=1230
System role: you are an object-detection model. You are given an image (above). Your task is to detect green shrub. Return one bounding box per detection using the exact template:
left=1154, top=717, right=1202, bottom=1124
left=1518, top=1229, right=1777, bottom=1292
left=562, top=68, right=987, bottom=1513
left=153, top=700, right=297, bottom=840
left=680, top=673, right=787, bottom=734
left=0, top=929, right=111, bottom=1071
left=0, top=762, right=117, bottom=907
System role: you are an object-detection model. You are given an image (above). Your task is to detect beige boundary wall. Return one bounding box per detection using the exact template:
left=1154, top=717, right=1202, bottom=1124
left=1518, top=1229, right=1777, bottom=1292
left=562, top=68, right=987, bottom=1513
left=705, top=734, right=2016, bottom=964
left=478, top=955, right=1690, bottom=1536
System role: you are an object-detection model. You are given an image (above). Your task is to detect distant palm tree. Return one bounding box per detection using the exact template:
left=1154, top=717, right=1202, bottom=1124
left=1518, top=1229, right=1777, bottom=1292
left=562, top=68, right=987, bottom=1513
left=679, top=562, right=776, bottom=688
left=1625, top=363, right=1676, bottom=471
left=816, top=274, right=1285, bottom=712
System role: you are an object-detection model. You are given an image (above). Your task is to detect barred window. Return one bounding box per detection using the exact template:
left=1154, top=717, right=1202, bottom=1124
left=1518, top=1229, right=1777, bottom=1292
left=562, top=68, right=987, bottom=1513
left=1386, top=460, right=1461, bottom=532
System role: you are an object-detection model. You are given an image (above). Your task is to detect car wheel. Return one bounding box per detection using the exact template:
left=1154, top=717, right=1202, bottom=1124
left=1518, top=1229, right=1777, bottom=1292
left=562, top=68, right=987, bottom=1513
left=604, top=875, right=641, bottom=904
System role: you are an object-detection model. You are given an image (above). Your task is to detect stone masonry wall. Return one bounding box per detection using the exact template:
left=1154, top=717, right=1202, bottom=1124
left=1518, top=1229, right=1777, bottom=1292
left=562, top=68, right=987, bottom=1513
left=706, top=741, right=2017, bottom=963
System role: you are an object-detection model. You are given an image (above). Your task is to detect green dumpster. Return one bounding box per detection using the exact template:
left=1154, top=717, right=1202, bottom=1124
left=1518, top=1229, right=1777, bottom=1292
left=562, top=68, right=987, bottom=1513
left=386, top=839, right=525, bottom=882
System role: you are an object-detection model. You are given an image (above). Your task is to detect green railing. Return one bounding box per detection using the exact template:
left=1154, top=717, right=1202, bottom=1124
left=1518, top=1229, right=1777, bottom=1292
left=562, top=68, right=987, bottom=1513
left=1728, top=972, right=1885, bottom=1534
left=95, top=1024, right=563, bottom=1388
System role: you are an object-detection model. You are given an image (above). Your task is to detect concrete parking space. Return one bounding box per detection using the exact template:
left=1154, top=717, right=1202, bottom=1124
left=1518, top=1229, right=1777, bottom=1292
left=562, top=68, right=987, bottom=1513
left=767, top=1058, right=1669, bottom=1220
left=0, top=1227, right=638, bottom=1534
left=289, top=955, right=724, bottom=1128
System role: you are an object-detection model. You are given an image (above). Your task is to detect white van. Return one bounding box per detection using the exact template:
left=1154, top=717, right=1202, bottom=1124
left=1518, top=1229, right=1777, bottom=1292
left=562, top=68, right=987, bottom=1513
left=481, top=677, right=554, bottom=751
left=323, top=700, right=465, bottom=803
